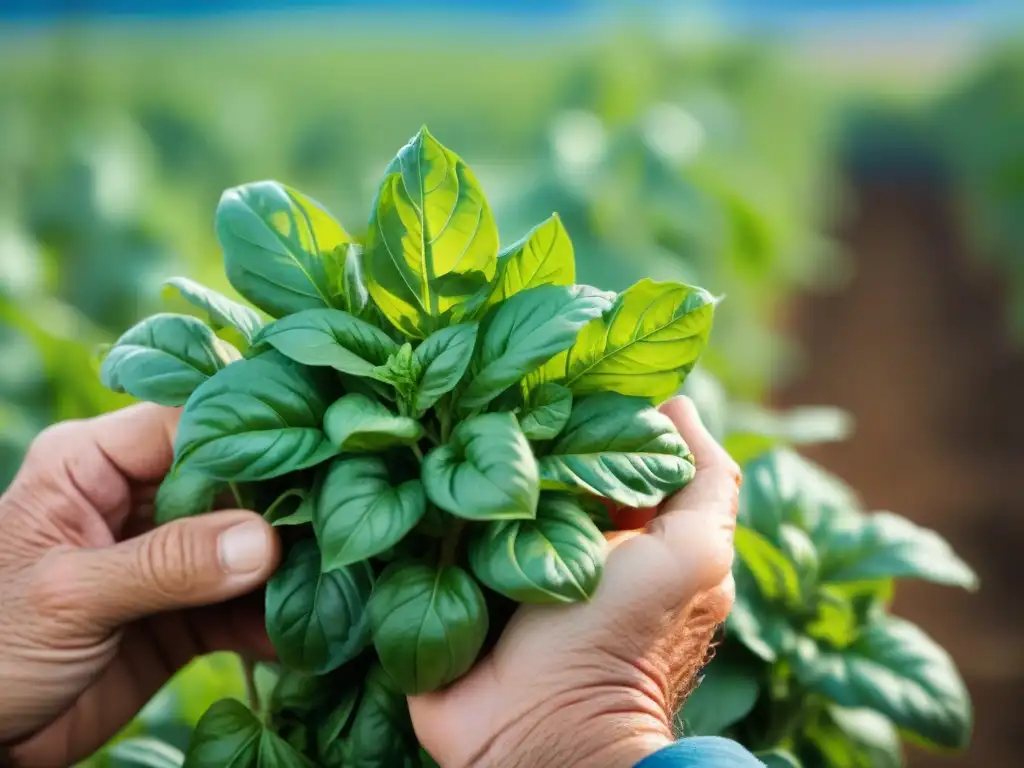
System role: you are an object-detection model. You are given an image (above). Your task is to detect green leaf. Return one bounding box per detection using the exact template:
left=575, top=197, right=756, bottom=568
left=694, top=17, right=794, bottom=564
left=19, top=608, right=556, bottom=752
left=468, top=494, right=605, bottom=603
left=538, top=392, right=695, bottom=508
left=364, top=127, right=499, bottom=338
left=183, top=699, right=309, bottom=767
left=422, top=412, right=539, bottom=521
left=265, top=540, right=374, bottom=675
left=819, top=512, right=979, bottom=590
left=559, top=279, right=715, bottom=402
left=217, top=181, right=350, bottom=318
left=804, top=585, right=859, bottom=648
left=252, top=309, right=399, bottom=377
left=108, top=737, right=185, bottom=768
left=518, top=382, right=572, bottom=441
left=459, top=284, right=613, bottom=410
left=677, top=655, right=761, bottom=736
left=174, top=353, right=337, bottom=481
left=411, top=323, right=478, bottom=414
left=825, top=706, right=903, bottom=768
left=367, top=561, right=489, bottom=694
left=790, top=615, right=972, bottom=750
left=163, top=277, right=263, bottom=345
left=322, top=394, right=424, bottom=451
left=264, top=489, right=314, bottom=527
left=316, top=455, right=427, bottom=570
left=487, top=213, right=575, bottom=306
left=100, top=314, right=240, bottom=406
left=334, top=663, right=417, bottom=767
left=340, top=243, right=372, bottom=318
left=735, top=526, right=804, bottom=606
left=754, top=750, right=801, bottom=768
left=314, top=682, right=361, bottom=765
left=153, top=467, right=223, bottom=525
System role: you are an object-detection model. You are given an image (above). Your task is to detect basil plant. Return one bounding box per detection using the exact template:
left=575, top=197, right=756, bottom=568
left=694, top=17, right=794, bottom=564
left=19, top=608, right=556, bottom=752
left=98, top=128, right=715, bottom=766
left=678, top=444, right=977, bottom=767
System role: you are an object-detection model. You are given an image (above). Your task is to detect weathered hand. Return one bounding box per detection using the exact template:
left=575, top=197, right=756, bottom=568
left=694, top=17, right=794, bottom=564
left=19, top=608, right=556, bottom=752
left=408, top=397, right=741, bottom=768
left=0, top=404, right=280, bottom=767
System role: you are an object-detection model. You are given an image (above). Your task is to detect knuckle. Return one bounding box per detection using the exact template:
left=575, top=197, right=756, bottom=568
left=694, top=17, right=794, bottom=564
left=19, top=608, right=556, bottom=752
left=25, top=421, right=85, bottom=464
left=138, top=525, right=209, bottom=599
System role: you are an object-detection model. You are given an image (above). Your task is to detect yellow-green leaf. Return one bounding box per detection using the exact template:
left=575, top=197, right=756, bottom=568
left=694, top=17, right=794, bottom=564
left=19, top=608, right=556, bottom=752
left=560, top=279, right=715, bottom=403
left=364, top=128, right=498, bottom=339
left=217, top=181, right=351, bottom=318
left=487, top=214, right=574, bottom=307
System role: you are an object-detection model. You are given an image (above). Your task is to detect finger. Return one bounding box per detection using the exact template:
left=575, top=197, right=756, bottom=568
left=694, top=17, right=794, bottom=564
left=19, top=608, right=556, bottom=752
left=83, top=404, right=181, bottom=484
left=33, top=510, right=279, bottom=634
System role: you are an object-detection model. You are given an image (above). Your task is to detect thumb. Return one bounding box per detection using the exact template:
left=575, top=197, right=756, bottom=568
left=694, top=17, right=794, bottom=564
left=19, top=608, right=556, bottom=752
left=43, top=510, right=279, bottom=633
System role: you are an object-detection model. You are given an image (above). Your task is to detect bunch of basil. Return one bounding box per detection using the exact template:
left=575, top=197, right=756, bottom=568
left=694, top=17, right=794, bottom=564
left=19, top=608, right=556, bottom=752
left=98, top=128, right=715, bottom=766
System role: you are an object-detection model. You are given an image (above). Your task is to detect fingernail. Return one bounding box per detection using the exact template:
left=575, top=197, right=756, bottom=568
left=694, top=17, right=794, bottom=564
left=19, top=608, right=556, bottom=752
left=219, top=521, right=269, bottom=574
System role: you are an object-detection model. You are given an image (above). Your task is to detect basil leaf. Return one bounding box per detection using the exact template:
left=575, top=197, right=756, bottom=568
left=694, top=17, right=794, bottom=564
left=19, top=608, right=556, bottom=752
left=518, top=382, right=572, bottom=440
left=217, top=181, right=351, bottom=318
left=108, top=737, right=185, bottom=768
left=269, top=667, right=335, bottom=717
left=468, top=493, right=605, bottom=603
left=735, top=526, right=804, bottom=606
left=487, top=213, right=574, bottom=306
left=367, top=561, right=489, bottom=694
left=819, top=512, right=978, bottom=589
left=100, top=313, right=240, bottom=406
left=459, top=285, right=613, bottom=411
left=154, top=467, right=223, bottom=525
left=323, top=394, right=424, bottom=451
left=316, top=455, right=427, bottom=570
left=264, top=489, right=314, bottom=527
left=538, top=392, right=695, bottom=508
left=174, top=353, right=337, bottom=481
left=822, top=705, right=903, bottom=768
left=183, top=699, right=261, bottom=767
left=422, top=412, right=539, bottom=521
left=411, top=323, right=478, bottom=415
left=754, top=751, right=801, bottom=768
left=315, top=684, right=361, bottom=765
left=790, top=615, right=972, bottom=750
left=561, top=279, right=715, bottom=402
left=363, top=127, right=498, bottom=338
left=253, top=309, right=399, bottom=377
left=265, top=539, right=374, bottom=675
left=340, top=243, right=371, bottom=318
left=676, top=654, right=761, bottom=737
left=337, top=663, right=418, bottom=767
left=163, top=277, right=263, bottom=345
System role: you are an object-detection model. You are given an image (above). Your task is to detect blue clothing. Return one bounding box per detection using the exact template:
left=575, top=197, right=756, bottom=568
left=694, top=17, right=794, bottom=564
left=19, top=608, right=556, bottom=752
left=635, top=737, right=764, bottom=767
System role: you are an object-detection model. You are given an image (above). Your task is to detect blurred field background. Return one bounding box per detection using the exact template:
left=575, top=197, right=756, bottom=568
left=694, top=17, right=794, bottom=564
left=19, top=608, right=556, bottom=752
left=2, top=0, right=1023, bottom=766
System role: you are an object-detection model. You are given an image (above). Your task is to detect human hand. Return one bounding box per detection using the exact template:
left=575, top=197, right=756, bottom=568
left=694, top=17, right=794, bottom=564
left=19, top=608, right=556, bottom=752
left=408, top=397, right=740, bottom=768
left=0, top=404, right=280, bottom=767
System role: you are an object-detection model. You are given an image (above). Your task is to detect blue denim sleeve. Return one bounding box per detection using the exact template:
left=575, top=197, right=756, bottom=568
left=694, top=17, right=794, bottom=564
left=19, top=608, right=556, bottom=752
left=634, top=737, right=765, bottom=767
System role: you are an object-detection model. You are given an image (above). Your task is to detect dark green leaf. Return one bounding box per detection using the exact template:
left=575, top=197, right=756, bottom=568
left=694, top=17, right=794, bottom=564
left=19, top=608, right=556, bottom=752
left=367, top=561, right=489, bottom=694
left=334, top=663, right=417, bottom=767
left=265, top=540, right=374, bottom=675
left=790, top=615, right=972, bottom=750
left=264, top=489, right=314, bottom=528
left=819, top=512, right=979, bottom=590
left=163, top=277, right=263, bottom=344
left=468, top=494, right=605, bottom=603
left=183, top=699, right=261, bottom=767
left=459, top=284, right=613, bottom=410
left=217, top=181, right=351, bottom=318
left=538, top=392, right=694, bottom=508
left=677, top=656, right=761, bottom=736
left=174, top=352, right=337, bottom=481
left=315, top=683, right=361, bottom=765
left=322, top=394, right=423, bottom=451
left=100, top=313, right=240, bottom=406
left=364, top=127, right=499, bottom=338
left=411, top=323, right=478, bottom=414
left=735, top=526, right=804, bottom=606
left=560, top=279, right=715, bottom=403
left=154, top=467, right=223, bottom=525
left=487, top=213, right=575, bottom=306
left=422, top=412, right=539, bottom=521
left=252, top=309, right=398, bottom=377
left=316, top=455, right=427, bottom=569
left=518, top=382, right=572, bottom=441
